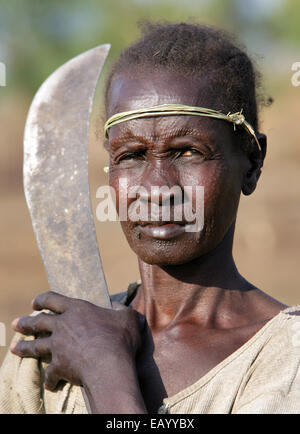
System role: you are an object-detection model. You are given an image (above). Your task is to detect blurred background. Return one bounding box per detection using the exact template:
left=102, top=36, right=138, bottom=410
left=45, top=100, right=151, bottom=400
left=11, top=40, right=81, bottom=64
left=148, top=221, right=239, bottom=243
left=0, top=0, right=299, bottom=364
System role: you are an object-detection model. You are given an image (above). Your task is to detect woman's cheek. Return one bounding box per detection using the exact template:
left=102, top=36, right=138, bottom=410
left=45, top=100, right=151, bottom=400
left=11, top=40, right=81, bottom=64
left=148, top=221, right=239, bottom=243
left=181, top=161, right=232, bottom=232
left=109, top=168, right=127, bottom=214
left=109, top=170, right=141, bottom=223
left=203, top=163, right=241, bottom=238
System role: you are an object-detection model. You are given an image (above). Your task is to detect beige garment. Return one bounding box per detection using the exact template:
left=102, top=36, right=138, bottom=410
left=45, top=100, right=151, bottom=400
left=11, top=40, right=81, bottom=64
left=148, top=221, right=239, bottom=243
left=0, top=296, right=300, bottom=414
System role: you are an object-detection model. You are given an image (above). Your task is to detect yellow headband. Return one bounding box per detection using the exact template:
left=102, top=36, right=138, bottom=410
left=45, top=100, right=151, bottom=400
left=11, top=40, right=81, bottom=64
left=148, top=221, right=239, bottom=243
left=104, top=104, right=261, bottom=152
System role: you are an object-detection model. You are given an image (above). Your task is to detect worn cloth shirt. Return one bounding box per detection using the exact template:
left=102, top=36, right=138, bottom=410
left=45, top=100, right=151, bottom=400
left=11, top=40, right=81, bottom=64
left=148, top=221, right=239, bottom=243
left=0, top=283, right=300, bottom=414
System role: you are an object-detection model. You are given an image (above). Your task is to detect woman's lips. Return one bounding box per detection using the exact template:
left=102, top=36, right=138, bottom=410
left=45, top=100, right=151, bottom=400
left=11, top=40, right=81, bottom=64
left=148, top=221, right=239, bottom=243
left=137, top=222, right=186, bottom=240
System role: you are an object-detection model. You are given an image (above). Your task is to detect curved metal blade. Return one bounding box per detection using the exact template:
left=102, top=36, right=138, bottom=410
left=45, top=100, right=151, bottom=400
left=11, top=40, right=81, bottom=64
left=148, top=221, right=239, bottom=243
left=23, top=44, right=111, bottom=309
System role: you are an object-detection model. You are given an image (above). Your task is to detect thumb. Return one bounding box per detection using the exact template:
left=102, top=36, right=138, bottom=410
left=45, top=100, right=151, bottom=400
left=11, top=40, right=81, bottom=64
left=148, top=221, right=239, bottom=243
left=111, top=301, right=146, bottom=331
left=111, top=301, right=128, bottom=311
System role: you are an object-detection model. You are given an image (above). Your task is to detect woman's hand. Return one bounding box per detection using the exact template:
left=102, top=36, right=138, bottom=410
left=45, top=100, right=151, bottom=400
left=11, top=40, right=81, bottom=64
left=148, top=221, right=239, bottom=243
left=10, top=291, right=144, bottom=393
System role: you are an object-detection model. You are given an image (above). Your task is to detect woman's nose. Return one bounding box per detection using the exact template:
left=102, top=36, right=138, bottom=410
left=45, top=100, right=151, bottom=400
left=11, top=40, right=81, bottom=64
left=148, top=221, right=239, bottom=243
left=137, top=162, right=182, bottom=205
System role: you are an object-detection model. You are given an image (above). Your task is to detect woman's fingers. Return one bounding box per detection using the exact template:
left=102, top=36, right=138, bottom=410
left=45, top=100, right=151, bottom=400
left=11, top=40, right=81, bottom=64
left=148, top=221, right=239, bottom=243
left=32, top=291, right=71, bottom=313
left=11, top=337, right=63, bottom=391
left=10, top=336, right=51, bottom=358
left=12, top=312, right=55, bottom=336
left=44, top=364, right=61, bottom=391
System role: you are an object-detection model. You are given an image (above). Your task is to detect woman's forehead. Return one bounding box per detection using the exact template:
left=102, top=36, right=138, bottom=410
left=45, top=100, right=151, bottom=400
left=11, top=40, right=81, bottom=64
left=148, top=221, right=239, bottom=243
left=107, top=111, right=233, bottom=153
left=107, top=70, right=217, bottom=116
left=106, top=70, right=235, bottom=149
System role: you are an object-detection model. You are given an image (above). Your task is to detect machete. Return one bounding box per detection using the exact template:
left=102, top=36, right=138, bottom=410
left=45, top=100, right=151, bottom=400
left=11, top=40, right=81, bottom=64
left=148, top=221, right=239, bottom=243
left=23, top=44, right=112, bottom=412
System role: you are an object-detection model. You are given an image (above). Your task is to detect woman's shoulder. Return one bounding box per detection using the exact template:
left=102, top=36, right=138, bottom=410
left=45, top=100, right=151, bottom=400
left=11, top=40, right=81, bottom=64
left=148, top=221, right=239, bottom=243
left=233, top=305, right=300, bottom=413
left=238, top=305, right=300, bottom=390
left=271, top=304, right=300, bottom=346
left=258, top=305, right=300, bottom=357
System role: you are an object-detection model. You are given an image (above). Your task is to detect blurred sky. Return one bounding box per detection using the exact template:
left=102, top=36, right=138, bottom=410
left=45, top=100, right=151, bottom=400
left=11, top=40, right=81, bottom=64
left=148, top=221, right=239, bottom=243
left=0, top=0, right=300, bottom=96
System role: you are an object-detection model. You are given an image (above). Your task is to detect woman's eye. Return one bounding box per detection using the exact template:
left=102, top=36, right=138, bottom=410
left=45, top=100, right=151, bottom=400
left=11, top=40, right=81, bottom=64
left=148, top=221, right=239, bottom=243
left=118, top=151, right=144, bottom=162
left=182, top=149, right=194, bottom=157
left=181, top=149, right=201, bottom=157
left=120, top=154, right=134, bottom=161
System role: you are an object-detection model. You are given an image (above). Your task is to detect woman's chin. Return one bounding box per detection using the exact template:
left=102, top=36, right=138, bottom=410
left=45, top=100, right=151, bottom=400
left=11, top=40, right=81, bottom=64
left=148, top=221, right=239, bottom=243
left=123, top=222, right=228, bottom=267
left=130, top=239, right=206, bottom=267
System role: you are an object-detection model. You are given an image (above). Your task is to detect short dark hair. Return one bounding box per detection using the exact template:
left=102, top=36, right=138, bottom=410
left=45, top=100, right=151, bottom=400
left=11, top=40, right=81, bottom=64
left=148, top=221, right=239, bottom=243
left=105, top=22, right=268, bottom=148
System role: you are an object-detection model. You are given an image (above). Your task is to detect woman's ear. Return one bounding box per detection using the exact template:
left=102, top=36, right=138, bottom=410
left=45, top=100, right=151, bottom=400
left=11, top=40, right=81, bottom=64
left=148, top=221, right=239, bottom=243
left=257, top=133, right=267, bottom=161
left=242, top=133, right=267, bottom=196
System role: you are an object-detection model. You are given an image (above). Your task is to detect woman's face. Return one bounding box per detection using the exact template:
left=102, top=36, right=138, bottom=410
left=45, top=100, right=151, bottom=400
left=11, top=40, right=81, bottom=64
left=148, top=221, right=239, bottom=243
left=106, top=69, right=250, bottom=266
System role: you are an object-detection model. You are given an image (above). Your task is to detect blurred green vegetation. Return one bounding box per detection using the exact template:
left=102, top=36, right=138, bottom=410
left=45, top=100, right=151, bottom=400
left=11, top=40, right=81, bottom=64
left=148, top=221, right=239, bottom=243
left=0, top=0, right=299, bottom=96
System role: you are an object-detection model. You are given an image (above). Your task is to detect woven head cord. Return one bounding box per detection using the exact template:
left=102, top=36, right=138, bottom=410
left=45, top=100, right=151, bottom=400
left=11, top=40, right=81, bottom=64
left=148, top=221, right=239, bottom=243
left=104, top=104, right=261, bottom=152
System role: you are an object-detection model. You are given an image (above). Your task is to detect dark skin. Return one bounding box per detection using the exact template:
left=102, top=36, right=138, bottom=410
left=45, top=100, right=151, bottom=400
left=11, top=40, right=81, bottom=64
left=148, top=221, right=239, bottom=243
left=11, top=69, right=287, bottom=414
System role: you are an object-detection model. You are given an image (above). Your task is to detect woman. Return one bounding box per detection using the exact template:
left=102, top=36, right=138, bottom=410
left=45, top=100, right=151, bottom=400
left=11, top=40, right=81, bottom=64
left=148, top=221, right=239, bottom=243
left=1, top=22, right=300, bottom=414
